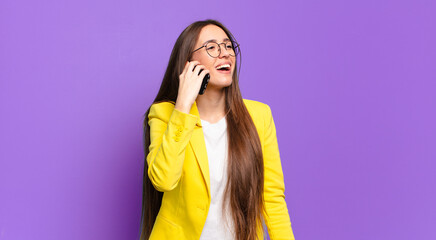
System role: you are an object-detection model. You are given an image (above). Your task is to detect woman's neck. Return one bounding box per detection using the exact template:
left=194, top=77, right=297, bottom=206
left=196, top=87, right=226, bottom=124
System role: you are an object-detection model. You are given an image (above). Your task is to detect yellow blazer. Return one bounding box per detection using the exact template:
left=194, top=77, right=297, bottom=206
left=147, top=99, right=295, bottom=240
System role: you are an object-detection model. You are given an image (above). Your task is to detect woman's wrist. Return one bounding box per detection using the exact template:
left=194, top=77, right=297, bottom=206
left=175, top=101, right=192, bottom=114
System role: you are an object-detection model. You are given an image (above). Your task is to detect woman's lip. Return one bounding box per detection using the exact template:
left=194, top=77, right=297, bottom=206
left=216, top=69, right=231, bottom=74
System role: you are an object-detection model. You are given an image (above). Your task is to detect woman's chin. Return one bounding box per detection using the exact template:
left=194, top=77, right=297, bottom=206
left=208, top=79, right=232, bottom=89
left=209, top=75, right=232, bottom=86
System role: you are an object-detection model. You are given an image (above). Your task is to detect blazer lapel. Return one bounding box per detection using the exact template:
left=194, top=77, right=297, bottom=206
left=188, top=101, right=211, bottom=199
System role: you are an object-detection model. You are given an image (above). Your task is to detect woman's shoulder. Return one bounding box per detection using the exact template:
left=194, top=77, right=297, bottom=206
left=243, top=98, right=272, bottom=115
left=148, top=101, right=176, bottom=119
left=242, top=99, right=274, bottom=126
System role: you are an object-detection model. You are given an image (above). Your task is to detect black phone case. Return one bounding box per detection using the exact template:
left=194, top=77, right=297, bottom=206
left=199, top=72, right=210, bottom=95
left=194, top=66, right=210, bottom=95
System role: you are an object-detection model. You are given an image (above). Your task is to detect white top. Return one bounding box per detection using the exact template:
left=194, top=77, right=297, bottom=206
left=199, top=116, right=235, bottom=240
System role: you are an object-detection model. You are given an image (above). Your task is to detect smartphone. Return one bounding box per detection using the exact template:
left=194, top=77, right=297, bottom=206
left=192, top=65, right=210, bottom=95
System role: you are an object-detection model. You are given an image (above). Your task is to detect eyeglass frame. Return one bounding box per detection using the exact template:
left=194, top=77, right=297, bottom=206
left=191, top=40, right=240, bottom=58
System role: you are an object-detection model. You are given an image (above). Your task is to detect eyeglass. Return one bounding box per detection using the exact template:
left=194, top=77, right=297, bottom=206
left=192, top=40, right=240, bottom=58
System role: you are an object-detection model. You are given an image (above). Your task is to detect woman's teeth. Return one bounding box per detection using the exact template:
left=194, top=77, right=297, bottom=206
left=216, top=64, right=230, bottom=70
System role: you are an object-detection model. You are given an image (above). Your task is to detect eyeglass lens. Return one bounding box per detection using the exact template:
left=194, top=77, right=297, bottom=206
left=206, top=42, right=239, bottom=57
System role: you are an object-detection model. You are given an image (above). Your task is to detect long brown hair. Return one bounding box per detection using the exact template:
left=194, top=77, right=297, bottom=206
left=140, top=19, right=266, bottom=240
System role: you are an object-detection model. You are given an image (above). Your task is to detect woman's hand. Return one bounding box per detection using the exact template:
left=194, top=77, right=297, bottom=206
left=175, top=61, right=210, bottom=114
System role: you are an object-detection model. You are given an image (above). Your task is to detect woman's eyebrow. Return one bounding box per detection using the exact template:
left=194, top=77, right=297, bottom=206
left=202, top=38, right=231, bottom=45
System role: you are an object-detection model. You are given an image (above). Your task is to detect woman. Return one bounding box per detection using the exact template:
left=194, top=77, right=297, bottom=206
left=140, top=19, right=295, bottom=240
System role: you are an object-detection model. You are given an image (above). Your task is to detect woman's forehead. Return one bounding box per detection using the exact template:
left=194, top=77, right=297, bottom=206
left=197, top=25, right=228, bottom=44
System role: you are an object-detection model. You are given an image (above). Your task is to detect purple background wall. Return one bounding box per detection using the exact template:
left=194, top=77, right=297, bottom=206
left=1, top=0, right=435, bottom=239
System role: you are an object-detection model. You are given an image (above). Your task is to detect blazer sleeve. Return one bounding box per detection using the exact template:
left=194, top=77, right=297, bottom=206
left=262, top=104, right=296, bottom=240
left=147, top=103, right=198, bottom=192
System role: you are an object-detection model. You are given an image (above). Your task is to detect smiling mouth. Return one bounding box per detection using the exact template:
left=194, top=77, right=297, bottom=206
left=216, top=64, right=231, bottom=73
